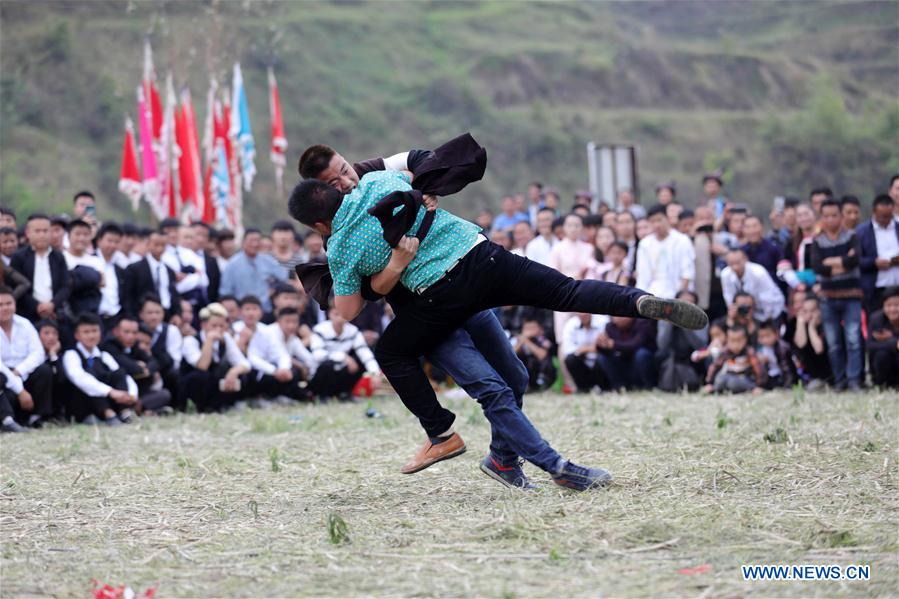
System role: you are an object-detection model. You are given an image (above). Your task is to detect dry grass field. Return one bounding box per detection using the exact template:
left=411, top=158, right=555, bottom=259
left=1, top=388, right=896, bottom=598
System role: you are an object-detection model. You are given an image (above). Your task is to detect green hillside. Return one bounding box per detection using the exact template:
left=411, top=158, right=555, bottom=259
left=1, top=0, right=897, bottom=226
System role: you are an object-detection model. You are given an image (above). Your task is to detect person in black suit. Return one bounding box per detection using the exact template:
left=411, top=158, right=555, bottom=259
left=856, top=194, right=899, bottom=313
left=191, top=222, right=220, bottom=303
left=9, top=214, right=71, bottom=323
left=100, top=315, right=173, bottom=413
left=123, top=230, right=180, bottom=319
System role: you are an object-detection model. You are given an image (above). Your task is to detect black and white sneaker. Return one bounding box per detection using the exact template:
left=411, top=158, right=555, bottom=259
left=637, top=295, right=709, bottom=330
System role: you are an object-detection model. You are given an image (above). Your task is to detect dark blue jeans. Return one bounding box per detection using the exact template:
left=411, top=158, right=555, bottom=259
left=820, top=297, right=863, bottom=385
left=375, top=241, right=647, bottom=439
left=426, top=310, right=562, bottom=472
left=597, top=347, right=656, bottom=390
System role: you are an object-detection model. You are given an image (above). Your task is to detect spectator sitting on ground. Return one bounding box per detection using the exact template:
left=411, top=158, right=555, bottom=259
left=704, top=326, right=765, bottom=395
left=309, top=305, right=380, bottom=402
left=561, top=312, right=607, bottom=394
left=756, top=320, right=795, bottom=390
left=0, top=227, right=18, bottom=266
left=99, top=315, right=172, bottom=415
left=656, top=290, right=708, bottom=392
left=790, top=295, right=830, bottom=390
left=596, top=315, right=657, bottom=391
left=180, top=302, right=251, bottom=413
left=249, top=306, right=317, bottom=403
left=0, top=286, right=55, bottom=431
left=867, top=287, right=899, bottom=388
left=513, top=318, right=556, bottom=392
left=690, top=320, right=727, bottom=372
left=721, top=248, right=785, bottom=323
left=62, top=313, right=138, bottom=425
left=137, top=295, right=182, bottom=407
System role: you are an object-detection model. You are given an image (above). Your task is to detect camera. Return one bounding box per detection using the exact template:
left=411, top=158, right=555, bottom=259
left=737, top=305, right=751, bottom=316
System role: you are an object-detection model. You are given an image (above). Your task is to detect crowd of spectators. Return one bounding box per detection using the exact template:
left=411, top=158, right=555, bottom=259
left=1, top=172, right=898, bottom=433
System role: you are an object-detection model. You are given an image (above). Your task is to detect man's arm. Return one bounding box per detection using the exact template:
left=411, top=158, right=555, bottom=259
left=371, top=237, right=419, bottom=296
left=334, top=294, right=364, bottom=321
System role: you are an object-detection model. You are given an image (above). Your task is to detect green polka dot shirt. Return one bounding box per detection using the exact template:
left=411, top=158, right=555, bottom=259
left=327, top=170, right=481, bottom=295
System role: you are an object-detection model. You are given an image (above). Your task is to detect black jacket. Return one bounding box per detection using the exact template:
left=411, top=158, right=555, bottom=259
left=201, top=251, right=221, bottom=303
left=123, top=257, right=181, bottom=319
left=9, top=246, right=71, bottom=321
left=100, top=336, right=159, bottom=384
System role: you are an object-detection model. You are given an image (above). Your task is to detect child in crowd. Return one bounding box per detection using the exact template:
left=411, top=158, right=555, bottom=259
left=704, top=326, right=765, bottom=394
left=756, top=320, right=795, bottom=389
left=513, top=318, right=556, bottom=392
left=691, top=320, right=726, bottom=369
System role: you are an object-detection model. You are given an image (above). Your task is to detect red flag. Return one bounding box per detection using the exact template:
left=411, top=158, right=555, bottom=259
left=268, top=66, right=287, bottom=192
left=118, top=117, right=142, bottom=211
left=175, top=88, right=205, bottom=221
left=143, top=40, right=162, bottom=143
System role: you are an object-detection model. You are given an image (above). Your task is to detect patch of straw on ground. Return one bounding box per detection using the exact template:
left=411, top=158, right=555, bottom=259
left=1, top=388, right=896, bottom=597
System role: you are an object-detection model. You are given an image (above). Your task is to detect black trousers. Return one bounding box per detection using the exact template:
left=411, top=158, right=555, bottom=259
left=309, top=360, right=363, bottom=398
left=251, top=368, right=309, bottom=400
left=67, top=390, right=115, bottom=422
left=519, top=353, right=557, bottom=391
left=22, top=363, right=55, bottom=418
left=180, top=370, right=243, bottom=413
left=564, top=354, right=606, bottom=392
left=871, top=349, right=899, bottom=387
left=374, top=241, right=646, bottom=437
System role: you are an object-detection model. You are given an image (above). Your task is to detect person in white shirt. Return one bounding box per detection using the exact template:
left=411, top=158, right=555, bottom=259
left=64, top=219, right=105, bottom=318
left=0, top=286, right=54, bottom=429
left=94, top=223, right=126, bottom=328
left=163, top=224, right=209, bottom=311
left=721, top=249, right=785, bottom=322
left=509, top=221, right=533, bottom=258
left=561, top=312, right=609, bottom=393
left=636, top=204, right=696, bottom=299
left=62, top=313, right=138, bottom=425
left=248, top=307, right=315, bottom=402
left=180, top=302, right=250, bottom=412
left=309, top=305, right=380, bottom=401
left=525, top=207, right=557, bottom=266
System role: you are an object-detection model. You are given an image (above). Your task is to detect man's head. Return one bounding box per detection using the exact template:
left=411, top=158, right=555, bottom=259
left=0, top=286, right=14, bottom=324
left=96, top=222, right=122, bottom=260
left=217, top=229, right=236, bottom=259
left=840, top=196, right=861, bottom=230
left=543, top=190, right=560, bottom=211
left=677, top=209, right=695, bottom=235
left=191, top=222, right=211, bottom=253
left=527, top=181, right=543, bottom=203
left=113, top=315, right=139, bottom=349
left=139, top=296, right=165, bottom=330
left=636, top=217, right=652, bottom=240
left=25, top=214, right=51, bottom=252
left=490, top=229, right=512, bottom=250
left=304, top=230, right=324, bottom=257
left=606, top=240, right=628, bottom=266
left=49, top=217, right=68, bottom=250
left=809, top=187, right=833, bottom=215
left=819, top=198, right=842, bottom=234
left=727, top=208, right=747, bottom=239
left=676, top=289, right=698, bottom=304
left=276, top=306, right=301, bottom=337
left=475, top=208, right=493, bottom=230
left=665, top=202, right=683, bottom=226
left=521, top=317, right=543, bottom=339
left=725, top=325, right=749, bottom=355
left=239, top=295, right=263, bottom=327
left=0, top=227, right=18, bottom=258
left=572, top=204, right=590, bottom=218
left=242, top=229, right=263, bottom=258
left=177, top=224, right=195, bottom=250
left=647, top=204, right=669, bottom=238
left=72, top=190, right=96, bottom=219
left=219, top=295, right=240, bottom=324
left=147, top=231, right=167, bottom=260
left=121, top=222, right=139, bottom=254
left=782, top=197, right=800, bottom=229
left=615, top=210, right=636, bottom=240
left=67, top=219, right=92, bottom=255
left=272, top=284, right=300, bottom=311
left=800, top=295, right=821, bottom=323
left=726, top=249, right=748, bottom=277
left=198, top=302, right=229, bottom=336
left=271, top=220, right=297, bottom=251
left=0, top=207, right=15, bottom=229
left=655, top=182, right=676, bottom=205
left=159, top=217, right=180, bottom=247
left=512, top=221, right=533, bottom=249
left=743, top=215, right=764, bottom=243
left=882, top=287, right=899, bottom=323
left=74, top=312, right=102, bottom=349
left=180, top=299, right=194, bottom=328
left=36, top=319, right=59, bottom=352
left=872, top=194, right=895, bottom=227
left=535, top=207, right=554, bottom=237
left=288, top=179, right=343, bottom=236
left=299, top=144, right=358, bottom=194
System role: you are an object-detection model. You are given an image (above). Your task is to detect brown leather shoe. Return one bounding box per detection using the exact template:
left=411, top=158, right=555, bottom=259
left=400, top=433, right=467, bottom=474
